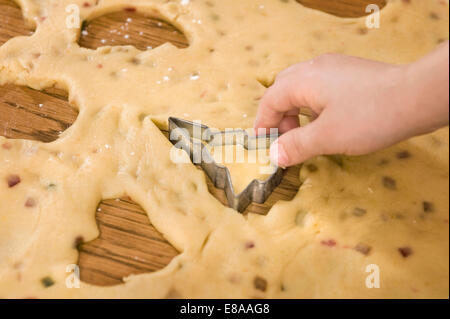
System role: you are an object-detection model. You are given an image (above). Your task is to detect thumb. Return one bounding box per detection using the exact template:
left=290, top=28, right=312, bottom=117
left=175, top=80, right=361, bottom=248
left=270, top=122, right=325, bottom=167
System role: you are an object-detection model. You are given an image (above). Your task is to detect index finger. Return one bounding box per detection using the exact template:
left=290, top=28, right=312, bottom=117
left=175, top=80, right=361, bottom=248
left=254, top=74, right=307, bottom=131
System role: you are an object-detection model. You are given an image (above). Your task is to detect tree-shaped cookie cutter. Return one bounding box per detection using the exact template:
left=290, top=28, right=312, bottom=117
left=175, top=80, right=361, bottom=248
left=168, top=117, right=284, bottom=213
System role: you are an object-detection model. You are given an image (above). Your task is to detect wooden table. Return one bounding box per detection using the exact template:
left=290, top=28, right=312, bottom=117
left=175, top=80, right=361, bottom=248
left=0, top=0, right=385, bottom=286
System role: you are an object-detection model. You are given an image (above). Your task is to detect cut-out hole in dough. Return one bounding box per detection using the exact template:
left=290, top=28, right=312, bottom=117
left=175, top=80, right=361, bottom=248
left=0, top=0, right=35, bottom=46
left=297, top=0, right=387, bottom=17
left=0, top=85, right=78, bottom=142
left=78, top=10, right=189, bottom=51
left=201, top=165, right=301, bottom=216
left=159, top=129, right=301, bottom=215
left=77, top=196, right=179, bottom=286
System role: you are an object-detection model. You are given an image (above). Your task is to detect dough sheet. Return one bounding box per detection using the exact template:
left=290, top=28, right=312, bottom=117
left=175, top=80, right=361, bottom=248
left=0, top=0, right=448, bottom=298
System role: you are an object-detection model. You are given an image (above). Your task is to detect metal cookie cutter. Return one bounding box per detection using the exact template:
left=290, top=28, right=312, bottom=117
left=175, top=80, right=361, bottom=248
left=168, top=117, right=284, bottom=213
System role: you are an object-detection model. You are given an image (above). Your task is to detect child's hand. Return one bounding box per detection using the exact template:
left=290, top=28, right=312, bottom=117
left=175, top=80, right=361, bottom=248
left=254, top=42, right=449, bottom=167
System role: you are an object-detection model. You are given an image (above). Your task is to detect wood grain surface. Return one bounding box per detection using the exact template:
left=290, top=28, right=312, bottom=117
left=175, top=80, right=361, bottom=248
left=1, top=0, right=384, bottom=287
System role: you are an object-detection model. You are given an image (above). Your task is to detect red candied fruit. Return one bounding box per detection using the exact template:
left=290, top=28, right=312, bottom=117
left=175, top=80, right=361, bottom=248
left=7, top=175, right=21, bottom=188
left=321, top=239, right=337, bottom=247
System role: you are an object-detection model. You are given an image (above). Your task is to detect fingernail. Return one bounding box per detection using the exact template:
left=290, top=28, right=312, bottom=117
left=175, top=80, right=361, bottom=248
left=270, top=140, right=288, bottom=167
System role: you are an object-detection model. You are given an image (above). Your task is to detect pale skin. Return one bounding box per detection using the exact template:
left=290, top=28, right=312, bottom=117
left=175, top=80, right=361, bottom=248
left=255, top=41, right=449, bottom=167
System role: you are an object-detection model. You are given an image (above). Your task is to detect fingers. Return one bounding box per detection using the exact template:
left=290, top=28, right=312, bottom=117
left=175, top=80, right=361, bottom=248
left=278, top=109, right=300, bottom=134
left=255, top=56, right=344, bottom=166
left=254, top=61, right=325, bottom=132
left=270, top=120, right=325, bottom=167
left=254, top=77, right=298, bottom=131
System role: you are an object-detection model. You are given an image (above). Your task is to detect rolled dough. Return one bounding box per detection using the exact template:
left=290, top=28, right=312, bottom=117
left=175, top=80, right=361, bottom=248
left=0, top=0, right=448, bottom=298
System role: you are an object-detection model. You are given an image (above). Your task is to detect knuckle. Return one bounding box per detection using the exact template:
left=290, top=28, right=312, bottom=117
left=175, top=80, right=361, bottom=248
left=313, top=53, right=339, bottom=66
left=275, top=64, right=298, bottom=81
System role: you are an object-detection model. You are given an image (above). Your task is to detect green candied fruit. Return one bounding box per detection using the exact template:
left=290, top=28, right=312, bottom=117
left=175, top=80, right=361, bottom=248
left=41, top=276, right=55, bottom=288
